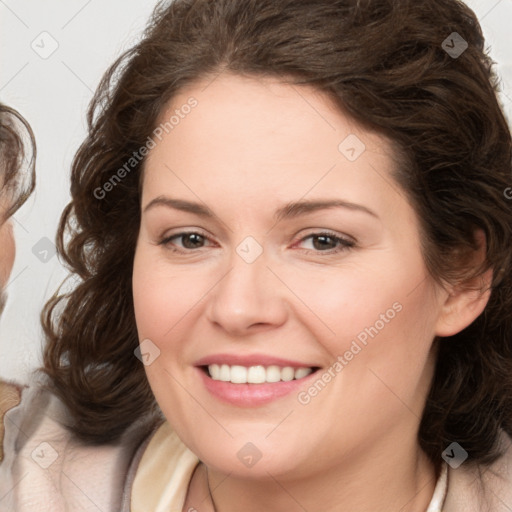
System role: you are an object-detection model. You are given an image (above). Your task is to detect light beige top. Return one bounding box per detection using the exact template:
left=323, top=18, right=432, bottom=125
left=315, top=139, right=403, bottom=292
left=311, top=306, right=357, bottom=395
left=131, top=422, right=448, bottom=512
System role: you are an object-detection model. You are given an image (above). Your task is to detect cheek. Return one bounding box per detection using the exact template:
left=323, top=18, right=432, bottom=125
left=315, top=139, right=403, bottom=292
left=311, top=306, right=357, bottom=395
left=133, top=248, right=197, bottom=337
left=132, top=247, right=199, bottom=418
left=321, top=277, right=438, bottom=424
left=281, top=253, right=439, bottom=385
left=289, top=280, right=438, bottom=455
left=274, top=260, right=420, bottom=349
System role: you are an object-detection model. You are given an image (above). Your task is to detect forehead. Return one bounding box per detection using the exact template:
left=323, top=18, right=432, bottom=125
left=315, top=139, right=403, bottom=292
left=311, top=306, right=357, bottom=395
left=152, top=72, right=387, bottom=156
left=142, top=73, right=400, bottom=215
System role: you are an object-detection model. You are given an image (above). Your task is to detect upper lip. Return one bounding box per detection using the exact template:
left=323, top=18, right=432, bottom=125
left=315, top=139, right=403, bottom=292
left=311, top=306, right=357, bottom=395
left=195, top=353, right=318, bottom=368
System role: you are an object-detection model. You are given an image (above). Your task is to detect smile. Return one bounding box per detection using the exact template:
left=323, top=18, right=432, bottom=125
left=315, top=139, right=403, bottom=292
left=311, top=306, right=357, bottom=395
left=207, top=364, right=314, bottom=384
left=196, top=360, right=320, bottom=406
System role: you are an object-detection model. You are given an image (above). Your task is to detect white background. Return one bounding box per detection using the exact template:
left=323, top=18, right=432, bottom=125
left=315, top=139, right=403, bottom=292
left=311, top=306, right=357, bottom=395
left=0, top=0, right=511, bottom=381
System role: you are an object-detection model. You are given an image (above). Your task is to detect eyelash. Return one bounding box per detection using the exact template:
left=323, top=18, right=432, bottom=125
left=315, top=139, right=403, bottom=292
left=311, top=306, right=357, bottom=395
left=158, top=230, right=355, bottom=255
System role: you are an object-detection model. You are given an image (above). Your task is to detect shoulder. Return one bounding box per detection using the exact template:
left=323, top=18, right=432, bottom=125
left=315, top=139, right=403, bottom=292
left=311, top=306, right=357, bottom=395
left=0, top=378, right=157, bottom=512
left=0, top=379, right=23, bottom=463
left=444, top=431, right=512, bottom=512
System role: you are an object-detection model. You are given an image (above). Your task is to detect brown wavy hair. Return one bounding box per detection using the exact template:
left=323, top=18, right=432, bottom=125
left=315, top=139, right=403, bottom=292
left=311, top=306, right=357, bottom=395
left=0, top=103, right=36, bottom=222
left=42, top=0, right=512, bottom=471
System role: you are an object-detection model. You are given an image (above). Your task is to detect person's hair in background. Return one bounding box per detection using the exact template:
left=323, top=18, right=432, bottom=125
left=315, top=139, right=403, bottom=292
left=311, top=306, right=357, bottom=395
left=0, top=103, right=36, bottom=316
left=41, top=0, right=511, bottom=479
left=0, top=104, right=35, bottom=221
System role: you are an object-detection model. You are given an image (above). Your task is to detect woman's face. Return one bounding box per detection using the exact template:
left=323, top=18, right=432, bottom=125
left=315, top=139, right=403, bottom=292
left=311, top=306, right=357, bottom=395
left=133, top=73, right=448, bottom=479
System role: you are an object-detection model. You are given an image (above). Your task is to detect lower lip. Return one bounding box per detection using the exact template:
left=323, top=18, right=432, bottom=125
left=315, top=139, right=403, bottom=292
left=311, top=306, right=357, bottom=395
left=197, top=367, right=318, bottom=407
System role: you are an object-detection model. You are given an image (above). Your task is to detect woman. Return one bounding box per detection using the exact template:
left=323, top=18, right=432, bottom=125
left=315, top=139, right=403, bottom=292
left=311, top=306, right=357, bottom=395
left=1, top=0, right=511, bottom=510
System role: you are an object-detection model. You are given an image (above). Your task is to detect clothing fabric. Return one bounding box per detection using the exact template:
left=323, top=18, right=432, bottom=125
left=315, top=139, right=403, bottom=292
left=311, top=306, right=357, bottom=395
left=131, top=421, right=199, bottom=511
left=1, top=381, right=512, bottom=511
left=0, top=382, right=155, bottom=512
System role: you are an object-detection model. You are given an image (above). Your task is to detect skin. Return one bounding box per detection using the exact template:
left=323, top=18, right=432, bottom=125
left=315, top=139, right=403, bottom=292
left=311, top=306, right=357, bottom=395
left=0, top=202, right=15, bottom=317
left=132, top=73, right=491, bottom=512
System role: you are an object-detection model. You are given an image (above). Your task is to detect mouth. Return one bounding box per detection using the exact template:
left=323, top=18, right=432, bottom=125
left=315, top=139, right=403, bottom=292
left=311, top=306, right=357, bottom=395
left=202, top=364, right=320, bottom=384
left=194, top=354, right=322, bottom=406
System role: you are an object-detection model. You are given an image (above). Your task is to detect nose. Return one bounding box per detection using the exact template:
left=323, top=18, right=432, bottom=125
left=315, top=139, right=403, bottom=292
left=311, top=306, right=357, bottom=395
left=205, top=247, right=288, bottom=336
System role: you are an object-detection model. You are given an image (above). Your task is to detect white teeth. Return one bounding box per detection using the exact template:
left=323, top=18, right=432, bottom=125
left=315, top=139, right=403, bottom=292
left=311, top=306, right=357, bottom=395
left=230, top=365, right=247, bottom=383
left=209, top=364, right=220, bottom=380
left=281, top=366, right=295, bottom=382
left=207, top=364, right=313, bottom=384
left=219, top=364, right=230, bottom=381
left=294, top=367, right=312, bottom=379
left=247, top=365, right=266, bottom=384
left=266, top=365, right=281, bottom=383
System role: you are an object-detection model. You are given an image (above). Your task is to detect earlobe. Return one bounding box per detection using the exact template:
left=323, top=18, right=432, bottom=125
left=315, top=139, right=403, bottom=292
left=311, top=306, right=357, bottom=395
left=435, top=230, right=493, bottom=337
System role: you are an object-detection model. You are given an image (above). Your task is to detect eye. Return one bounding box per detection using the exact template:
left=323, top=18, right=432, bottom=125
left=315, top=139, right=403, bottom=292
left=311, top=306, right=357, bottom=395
left=295, top=231, right=355, bottom=254
left=159, top=231, right=213, bottom=251
left=157, top=230, right=355, bottom=255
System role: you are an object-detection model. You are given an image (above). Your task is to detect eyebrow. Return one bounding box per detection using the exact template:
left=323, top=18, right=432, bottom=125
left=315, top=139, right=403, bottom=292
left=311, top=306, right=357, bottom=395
left=143, top=196, right=379, bottom=220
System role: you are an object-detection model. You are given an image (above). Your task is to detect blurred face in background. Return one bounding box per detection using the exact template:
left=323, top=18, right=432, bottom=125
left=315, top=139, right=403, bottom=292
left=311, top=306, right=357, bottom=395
left=0, top=104, right=34, bottom=319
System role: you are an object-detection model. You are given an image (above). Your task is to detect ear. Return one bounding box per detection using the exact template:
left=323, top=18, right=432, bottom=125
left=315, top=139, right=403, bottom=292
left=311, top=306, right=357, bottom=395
left=434, top=230, right=493, bottom=337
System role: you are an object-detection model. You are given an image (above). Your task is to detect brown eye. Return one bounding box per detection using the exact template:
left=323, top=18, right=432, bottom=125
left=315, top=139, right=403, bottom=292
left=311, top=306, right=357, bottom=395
left=159, top=231, right=211, bottom=251
left=297, top=232, right=355, bottom=253
left=311, top=234, right=338, bottom=251
left=180, top=233, right=206, bottom=249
